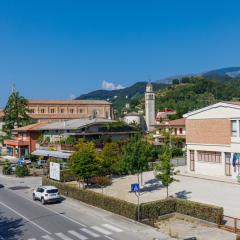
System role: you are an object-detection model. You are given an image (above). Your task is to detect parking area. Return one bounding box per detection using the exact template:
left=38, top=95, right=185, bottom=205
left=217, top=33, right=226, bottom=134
left=92, top=170, right=240, bottom=218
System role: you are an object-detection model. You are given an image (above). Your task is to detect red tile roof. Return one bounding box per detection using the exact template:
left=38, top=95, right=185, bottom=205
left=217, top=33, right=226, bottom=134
left=169, top=118, right=185, bottom=126
left=13, top=122, right=48, bottom=131
left=28, top=99, right=111, bottom=105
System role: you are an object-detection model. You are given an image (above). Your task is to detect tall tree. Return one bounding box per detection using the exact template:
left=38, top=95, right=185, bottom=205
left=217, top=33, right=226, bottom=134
left=70, top=140, right=99, bottom=187
left=98, top=142, right=121, bottom=175
left=3, top=90, right=31, bottom=136
left=122, top=134, right=152, bottom=185
left=155, top=148, right=178, bottom=197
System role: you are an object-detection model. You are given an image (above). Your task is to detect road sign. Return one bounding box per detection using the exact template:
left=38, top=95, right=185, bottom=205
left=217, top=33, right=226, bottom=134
left=131, top=183, right=140, bottom=192
left=50, top=162, right=60, bottom=181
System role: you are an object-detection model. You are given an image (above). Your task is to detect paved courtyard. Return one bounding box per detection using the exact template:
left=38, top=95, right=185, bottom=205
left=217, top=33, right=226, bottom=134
left=91, top=170, right=240, bottom=218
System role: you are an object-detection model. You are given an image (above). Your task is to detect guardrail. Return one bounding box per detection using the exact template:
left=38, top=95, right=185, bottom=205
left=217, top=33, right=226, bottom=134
left=219, top=215, right=240, bottom=233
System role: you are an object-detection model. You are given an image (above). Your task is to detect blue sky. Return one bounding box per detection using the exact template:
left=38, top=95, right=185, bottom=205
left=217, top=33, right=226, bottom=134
left=1, top=0, right=240, bottom=107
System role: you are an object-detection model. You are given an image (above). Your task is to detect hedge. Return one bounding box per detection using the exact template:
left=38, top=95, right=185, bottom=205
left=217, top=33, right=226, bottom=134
left=175, top=198, right=223, bottom=224
left=141, top=198, right=223, bottom=224
left=42, top=177, right=137, bottom=220
left=43, top=177, right=223, bottom=224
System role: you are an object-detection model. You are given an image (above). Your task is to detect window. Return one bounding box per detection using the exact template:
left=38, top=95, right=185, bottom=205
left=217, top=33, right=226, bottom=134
left=225, top=152, right=231, bottom=176
left=231, top=120, right=237, bottom=137
left=40, top=109, right=45, bottom=113
left=29, top=109, right=35, bottom=113
left=79, top=109, right=83, bottom=113
left=69, top=109, right=74, bottom=114
left=198, top=151, right=222, bottom=163
left=179, top=128, right=183, bottom=134
left=106, top=111, right=109, bottom=119
left=23, top=133, right=27, bottom=139
left=60, top=109, right=64, bottom=113
left=174, top=128, right=177, bottom=135
left=18, top=133, right=21, bottom=138
left=50, top=109, right=55, bottom=113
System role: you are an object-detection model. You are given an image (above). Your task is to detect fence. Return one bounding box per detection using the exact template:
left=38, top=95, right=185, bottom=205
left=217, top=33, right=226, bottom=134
left=219, top=215, right=240, bottom=233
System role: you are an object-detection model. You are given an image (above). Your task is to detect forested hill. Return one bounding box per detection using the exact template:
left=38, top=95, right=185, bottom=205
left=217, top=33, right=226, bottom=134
left=76, top=76, right=240, bottom=118
left=155, top=77, right=240, bottom=119
left=76, top=82, right=167, bottom=100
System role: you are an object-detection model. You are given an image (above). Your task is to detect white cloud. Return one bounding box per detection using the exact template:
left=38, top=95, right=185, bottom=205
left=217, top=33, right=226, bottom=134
left=69, top=93, right=76, bottom=100
left=102, top=80, right=125, bottom=91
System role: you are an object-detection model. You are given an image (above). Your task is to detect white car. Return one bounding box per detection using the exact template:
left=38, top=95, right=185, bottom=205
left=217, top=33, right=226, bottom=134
left=33, top=186, right=61, bottom=204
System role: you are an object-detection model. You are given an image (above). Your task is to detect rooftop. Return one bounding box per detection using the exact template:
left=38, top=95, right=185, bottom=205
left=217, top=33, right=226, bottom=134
left=39, top=118, right=116, bottom=130
left=28, top=99, right=111, bottom=105
left=13, top=122, right=49, bottom=132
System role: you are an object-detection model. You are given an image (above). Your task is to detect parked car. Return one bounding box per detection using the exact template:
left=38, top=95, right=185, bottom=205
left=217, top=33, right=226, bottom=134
left=9, top=163, right=17, bottom=173
left=17, top=159, right=31, bottom=166
left=33, top=186, right=61, bottom=204
left=36, top=160, right=47, bottom=168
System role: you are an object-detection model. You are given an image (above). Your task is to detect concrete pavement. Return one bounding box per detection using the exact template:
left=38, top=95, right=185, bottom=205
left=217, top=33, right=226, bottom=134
left=0, top=175, right=170, bottom=240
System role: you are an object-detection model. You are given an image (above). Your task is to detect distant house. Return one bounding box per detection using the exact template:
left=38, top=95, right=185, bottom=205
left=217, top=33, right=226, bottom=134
left=155, top=108, right=176, bottom=124
left=153, top=118, right=186, bottom=147
left=3, top=118, right=136, bottom=158
left=184, top=101, right=240, bottom=178
left=123, top=112, right=146, bottom=130
left=39, top=118, right=136, bottom=144
left=3, top=122, right=48, bottom=158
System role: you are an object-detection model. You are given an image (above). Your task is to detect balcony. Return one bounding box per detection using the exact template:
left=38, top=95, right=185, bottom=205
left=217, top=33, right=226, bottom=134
left=4, top=139, right=30, bottom=146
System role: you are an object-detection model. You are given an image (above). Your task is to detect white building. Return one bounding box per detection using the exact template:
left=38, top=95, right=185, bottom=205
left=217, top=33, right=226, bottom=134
left=183, top=102, right=240, bottom=179
left=145, top=83, right=155, bottom=132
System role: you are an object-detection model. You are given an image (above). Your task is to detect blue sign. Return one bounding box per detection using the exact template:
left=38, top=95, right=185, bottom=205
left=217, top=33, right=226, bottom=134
left=131, top=183, right=140, bottom=192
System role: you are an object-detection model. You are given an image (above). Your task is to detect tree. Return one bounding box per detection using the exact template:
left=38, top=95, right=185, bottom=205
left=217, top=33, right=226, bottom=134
left=122, top=134, right=152, bottom=185
left=98, top=142, right=121, bottom=175
left=155, top=148, right=178, bottom=197
left=70, top=140, right=99, bottom=187
left=3, top=90, right=31, bottom=136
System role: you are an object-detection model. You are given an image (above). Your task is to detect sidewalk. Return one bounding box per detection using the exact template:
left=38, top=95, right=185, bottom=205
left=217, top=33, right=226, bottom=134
left=176, top=166, right=239, bottom=185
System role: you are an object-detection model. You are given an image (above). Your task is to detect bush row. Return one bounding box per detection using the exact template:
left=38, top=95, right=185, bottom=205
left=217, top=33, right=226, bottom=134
left=141, top=198, right=223, bottom=224
left=42, top=177, right=137, bottom=220
left=43, top=177, right=223, bottom=224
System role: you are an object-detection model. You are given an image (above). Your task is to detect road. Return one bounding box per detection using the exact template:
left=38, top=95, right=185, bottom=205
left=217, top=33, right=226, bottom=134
left=0, top=175, right=170, bottom=240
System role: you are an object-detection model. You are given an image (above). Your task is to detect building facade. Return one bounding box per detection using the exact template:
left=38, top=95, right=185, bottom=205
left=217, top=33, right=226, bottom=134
left=184, top=102, right=240, bottom=179
left=4, top=122, right=48, bottom=158
left=27, top=100, right=113, bottom=122
left=145, top=83, right=155, bottom=131
left=153, top=118, right=186, bottom=147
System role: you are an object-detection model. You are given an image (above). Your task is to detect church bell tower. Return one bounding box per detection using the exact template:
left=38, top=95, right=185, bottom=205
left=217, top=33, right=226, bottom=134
left=145, top=82, right=155, bottom=131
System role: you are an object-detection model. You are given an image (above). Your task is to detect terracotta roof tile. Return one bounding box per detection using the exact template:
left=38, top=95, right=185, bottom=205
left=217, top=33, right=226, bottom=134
left=13, top=122, right=49, bottom=131
left=28, top=99, right=111, bottom=105
left=169, top=118, right=185, bottom=126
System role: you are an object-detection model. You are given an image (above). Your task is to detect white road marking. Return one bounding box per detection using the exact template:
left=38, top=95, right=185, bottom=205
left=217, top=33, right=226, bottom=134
left=104, top=236, right=116, bottom=240
left=42, top=235, right=55, bottom=240
left=102, top=224, right=123, bottom=233
left=55, top=232, right=74, bottom=240
left=68, top=230, right=88, bottom=240
left=91, top=226, right=112, bottom=235
left=80, top=228, right=100, bottom=238
left=5, top=188, right=87, bottom=228
left=0, top=201, right=51, bottom=235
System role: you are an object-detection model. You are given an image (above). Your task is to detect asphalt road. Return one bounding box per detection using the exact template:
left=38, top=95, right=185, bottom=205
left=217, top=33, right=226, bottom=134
left=0, top=175, right=170, bottom=240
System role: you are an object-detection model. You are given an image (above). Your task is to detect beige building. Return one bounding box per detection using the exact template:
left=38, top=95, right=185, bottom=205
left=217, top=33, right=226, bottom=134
left=7, top=99, right=113, bottom=122
left=183, top=102, right=240, bottom=179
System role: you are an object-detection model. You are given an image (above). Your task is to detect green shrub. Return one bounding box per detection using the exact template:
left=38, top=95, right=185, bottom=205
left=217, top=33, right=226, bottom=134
left=140, top=198, right=223, bottom=224
left=60, top=169, right=76, bottom=182
left=15, top=164, right=29, bottom=177
left=2, top=161, right=11, bottom=175
left=140, top=198, right=176, bottom=220
left=175, top=198, right=223, bottom=224
left=43, top=177, right=137, bottom=220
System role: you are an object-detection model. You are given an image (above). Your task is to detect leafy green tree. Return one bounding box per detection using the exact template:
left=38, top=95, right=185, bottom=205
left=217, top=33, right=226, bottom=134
left=15, top=164, right=29, bottom=177
left=98, top=142, right=121, bottom=175
left=3, top=90, right=31, bottom=136
left=122, top=134, right=152, bottom=185
left=155, top=148, right=178, bottom=197
left=70, top=141, right=99, bottom=187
